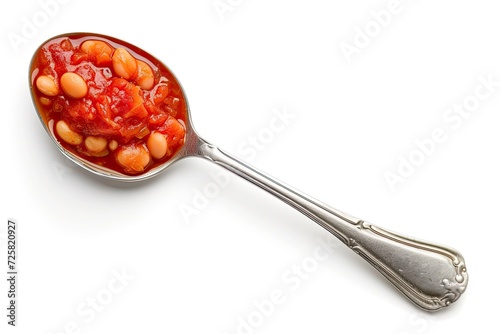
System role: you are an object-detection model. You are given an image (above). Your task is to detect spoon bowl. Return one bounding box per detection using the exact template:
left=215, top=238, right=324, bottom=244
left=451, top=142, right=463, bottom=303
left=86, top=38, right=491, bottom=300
left=29, top=32, right=468, bottom=311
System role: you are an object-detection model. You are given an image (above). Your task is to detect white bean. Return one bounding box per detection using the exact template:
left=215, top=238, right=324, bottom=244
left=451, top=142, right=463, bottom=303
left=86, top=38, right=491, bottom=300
left=109, top=140, right=118, bottom=151
left=36, top=75, right=59, bottom=96
left=85, top=136, right=107, bottom=152
left=112, top=48, right=137, bottom=80
left=56, top=120, right=83, bottom=145
left=147, top=132, right=167, bottom=159
left=136, top=60, right=154, bottom=90
left=60, top=72, right=88, bottom=99
left=115, top=143, right=151, bottom=174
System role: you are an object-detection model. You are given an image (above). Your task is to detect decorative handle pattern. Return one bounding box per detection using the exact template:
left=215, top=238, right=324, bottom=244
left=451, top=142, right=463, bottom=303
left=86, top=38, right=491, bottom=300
left=337, top=220, right=468, bottom=310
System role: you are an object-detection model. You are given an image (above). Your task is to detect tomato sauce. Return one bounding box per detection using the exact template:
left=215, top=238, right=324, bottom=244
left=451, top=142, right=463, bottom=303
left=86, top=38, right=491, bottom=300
left=30, top=34, right=187, bottom=175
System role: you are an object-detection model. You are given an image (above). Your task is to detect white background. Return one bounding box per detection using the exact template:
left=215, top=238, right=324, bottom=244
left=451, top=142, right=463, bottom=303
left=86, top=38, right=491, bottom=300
left=1, top=0, right=499, bottom=333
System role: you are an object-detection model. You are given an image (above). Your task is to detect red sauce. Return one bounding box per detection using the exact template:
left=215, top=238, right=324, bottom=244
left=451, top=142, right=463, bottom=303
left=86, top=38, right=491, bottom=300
left=30, top=34, right=187, bottom=175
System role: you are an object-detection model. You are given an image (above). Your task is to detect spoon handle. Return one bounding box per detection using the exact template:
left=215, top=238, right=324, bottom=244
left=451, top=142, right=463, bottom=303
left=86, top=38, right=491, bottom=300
left=198, top=141, right=468, bottom=311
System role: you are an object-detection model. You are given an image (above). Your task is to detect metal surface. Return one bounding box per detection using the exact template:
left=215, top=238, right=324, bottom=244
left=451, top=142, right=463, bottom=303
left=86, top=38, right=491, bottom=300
left=30, top=33, right=468, bottom=311
left=195, top=140, right=468, bottom=311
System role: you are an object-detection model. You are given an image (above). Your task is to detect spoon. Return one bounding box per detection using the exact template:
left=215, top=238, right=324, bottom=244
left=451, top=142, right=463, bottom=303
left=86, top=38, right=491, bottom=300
left=29, top=33, right=468, bottom=311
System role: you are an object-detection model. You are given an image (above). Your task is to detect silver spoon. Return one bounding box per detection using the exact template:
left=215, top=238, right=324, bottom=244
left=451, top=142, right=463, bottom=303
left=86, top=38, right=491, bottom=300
left=29, top=33, right=468, bottom=311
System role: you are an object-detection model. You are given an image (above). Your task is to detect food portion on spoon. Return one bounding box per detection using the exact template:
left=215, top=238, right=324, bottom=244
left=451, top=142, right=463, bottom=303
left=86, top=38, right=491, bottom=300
left=30, top=34, right=187, bottom=175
